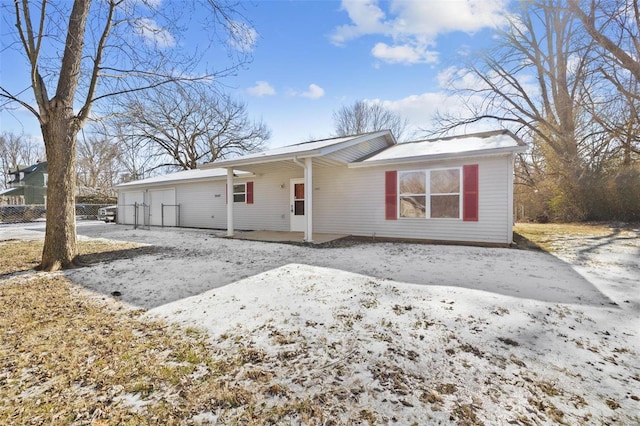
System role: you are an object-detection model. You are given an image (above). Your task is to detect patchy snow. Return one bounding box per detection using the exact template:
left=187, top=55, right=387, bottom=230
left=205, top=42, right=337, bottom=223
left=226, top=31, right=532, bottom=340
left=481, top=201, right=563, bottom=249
left=1, top=221, right=638, bottom=423
left=0, top=222, right=614, bottom=309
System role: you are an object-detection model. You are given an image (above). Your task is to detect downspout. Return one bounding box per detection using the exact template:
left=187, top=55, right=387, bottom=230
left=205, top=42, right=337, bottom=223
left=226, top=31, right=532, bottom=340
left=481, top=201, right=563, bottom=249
left=292, top=156, right=305, bottom=169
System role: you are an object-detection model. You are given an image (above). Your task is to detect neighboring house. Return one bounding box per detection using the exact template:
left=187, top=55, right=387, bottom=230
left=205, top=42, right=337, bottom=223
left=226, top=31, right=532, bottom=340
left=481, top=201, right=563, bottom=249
left=0, top=161, right=48, bottom=205
left=115, top=130, right=527, bottom=245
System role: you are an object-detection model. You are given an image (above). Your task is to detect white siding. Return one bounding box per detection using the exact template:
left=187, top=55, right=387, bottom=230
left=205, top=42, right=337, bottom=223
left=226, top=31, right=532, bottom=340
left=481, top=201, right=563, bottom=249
left=312, top=155, right=513, bottom=244
left=167, top=169, right=299, bottom=231
left=175, top=181, right=221, bottom=228
left=233, top=170, right=299, bottom=231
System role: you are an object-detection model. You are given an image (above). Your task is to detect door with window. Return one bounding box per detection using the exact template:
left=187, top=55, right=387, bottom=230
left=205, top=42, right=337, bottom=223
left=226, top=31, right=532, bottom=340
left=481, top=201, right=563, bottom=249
left=290, top=178, right=305, bottom=232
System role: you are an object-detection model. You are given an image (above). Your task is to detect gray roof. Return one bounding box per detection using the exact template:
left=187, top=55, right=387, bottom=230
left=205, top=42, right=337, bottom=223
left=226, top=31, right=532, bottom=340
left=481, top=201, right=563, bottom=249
left=200, top=130, right=395, bottom=169
left=350, top=130, right=527, bottom=167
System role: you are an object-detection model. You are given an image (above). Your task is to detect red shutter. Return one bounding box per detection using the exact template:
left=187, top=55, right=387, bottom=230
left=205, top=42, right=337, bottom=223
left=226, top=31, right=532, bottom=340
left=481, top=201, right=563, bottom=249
left=246, top=181, right=254, bottom=204
left=463, top=164, right=479, bottom=221
left=385, top=171, right=397, bottom=220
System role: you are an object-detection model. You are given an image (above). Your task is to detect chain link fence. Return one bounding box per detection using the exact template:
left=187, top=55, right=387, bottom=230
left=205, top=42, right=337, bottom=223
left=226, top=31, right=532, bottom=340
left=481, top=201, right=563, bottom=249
left=0, top=204, right=114, bottom=224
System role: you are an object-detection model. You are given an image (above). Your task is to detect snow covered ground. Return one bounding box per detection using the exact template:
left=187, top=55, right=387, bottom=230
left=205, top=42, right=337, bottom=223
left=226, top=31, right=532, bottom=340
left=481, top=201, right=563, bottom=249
left=1, top=221, right=638, bottom=423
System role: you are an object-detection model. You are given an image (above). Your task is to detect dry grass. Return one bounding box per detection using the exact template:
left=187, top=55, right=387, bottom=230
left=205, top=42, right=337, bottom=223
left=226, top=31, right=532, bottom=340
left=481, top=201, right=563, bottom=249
left=0, top=240, right=145, bottom=275
left=0, top=240, right=45, bottom=275
left=1, top=241, right=264, bottom=424
left=0, top=271, right=255, bottom=424
left=514, top=222, right=618, bottom=252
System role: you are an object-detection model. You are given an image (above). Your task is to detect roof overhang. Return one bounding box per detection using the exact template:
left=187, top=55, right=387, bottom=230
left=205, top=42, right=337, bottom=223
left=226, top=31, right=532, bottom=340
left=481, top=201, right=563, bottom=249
left=114, top=170, right=254, bottom=190
left=201, top=131, right=396, bottom=170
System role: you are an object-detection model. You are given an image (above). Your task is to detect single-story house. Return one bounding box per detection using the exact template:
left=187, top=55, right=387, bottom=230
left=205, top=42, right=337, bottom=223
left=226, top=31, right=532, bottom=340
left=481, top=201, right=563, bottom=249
left=115, top=129, right=527, bottom=244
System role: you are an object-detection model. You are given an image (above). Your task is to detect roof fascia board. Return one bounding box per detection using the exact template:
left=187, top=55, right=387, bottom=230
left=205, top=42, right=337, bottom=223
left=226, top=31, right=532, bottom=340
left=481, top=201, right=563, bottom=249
left=203, top=151, right=325, bottom=169
left=115, top=172, right=255, bottom=189
left=348, top=146, right=527, bottom=169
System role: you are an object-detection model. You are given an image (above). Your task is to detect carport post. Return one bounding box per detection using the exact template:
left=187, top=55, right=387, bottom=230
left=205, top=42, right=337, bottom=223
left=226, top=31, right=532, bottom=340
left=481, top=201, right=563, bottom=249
left=226, top=168, right=234, bottom=237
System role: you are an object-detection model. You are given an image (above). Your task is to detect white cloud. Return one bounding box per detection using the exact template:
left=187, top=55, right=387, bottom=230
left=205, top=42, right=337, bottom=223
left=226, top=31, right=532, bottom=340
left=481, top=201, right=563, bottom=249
left=332, top=0, right=508, bottom=64
left=228, top=21, right=258, bottom=53
left=371, top=42, right=438, bottom=65
left=247, top=81, right=276, bottom=97
left=331, top=0, right=389, bottom=45
left=365, top=90, right=493, bottom=137
left=290, top=84, right=325, bottom=100
left=387, top=0, right=508, bottom=36
left=134, top=18, right=175, bottom=48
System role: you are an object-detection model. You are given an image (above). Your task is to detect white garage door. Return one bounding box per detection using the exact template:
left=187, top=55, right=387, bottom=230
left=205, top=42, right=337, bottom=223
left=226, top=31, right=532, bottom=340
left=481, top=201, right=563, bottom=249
left=149, top=188, right=176, bottom=227
left=121, top=191, right=144, bottom=225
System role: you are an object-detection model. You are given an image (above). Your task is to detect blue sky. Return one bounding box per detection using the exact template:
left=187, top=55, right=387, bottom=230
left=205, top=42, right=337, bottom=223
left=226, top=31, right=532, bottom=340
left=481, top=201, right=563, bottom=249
left=0, top=0, right=509, bottom=148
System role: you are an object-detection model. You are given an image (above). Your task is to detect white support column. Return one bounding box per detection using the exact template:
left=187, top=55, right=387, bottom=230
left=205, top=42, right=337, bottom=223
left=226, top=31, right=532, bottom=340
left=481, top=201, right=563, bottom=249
left=304, top=157, right=313, bottom=242
left=226, top=168, right=234, bottom=237
left=507, top=154, right=515, bottom=244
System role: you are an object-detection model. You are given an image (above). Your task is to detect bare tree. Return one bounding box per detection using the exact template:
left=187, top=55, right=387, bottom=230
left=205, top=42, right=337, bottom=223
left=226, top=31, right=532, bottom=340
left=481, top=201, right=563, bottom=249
left=0, top=0, right=254, bottom=270
left=333, top=100, right=409, bottom=141
left=568, top=0, right=640, bottom=83
left=567, top=0, right=640, bottom=165
left=76, top=132, right=121, bottom=195
left=91, top=121, right=160, bottom=183
left=120, top=83, right=269, bottom=171
left=0, top=132, right=45, bottom=189
left=436, top=0, right=603, bottom=219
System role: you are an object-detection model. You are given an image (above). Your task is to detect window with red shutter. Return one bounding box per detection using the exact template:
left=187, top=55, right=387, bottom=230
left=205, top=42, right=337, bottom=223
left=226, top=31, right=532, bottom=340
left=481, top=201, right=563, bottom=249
left=385, top=170, right=397, bottom=220
left=463, top=164, right=479, bottom=221
left=227, top=183, right=248, bottom=203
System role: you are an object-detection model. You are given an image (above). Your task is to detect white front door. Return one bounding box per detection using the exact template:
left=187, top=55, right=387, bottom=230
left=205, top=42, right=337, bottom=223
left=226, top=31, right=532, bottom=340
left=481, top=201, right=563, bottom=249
left=290, top=178, right=305, bottom=232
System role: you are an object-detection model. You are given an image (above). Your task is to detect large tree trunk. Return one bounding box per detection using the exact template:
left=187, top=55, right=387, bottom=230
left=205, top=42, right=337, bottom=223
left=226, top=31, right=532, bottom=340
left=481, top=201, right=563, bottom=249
left=39, top=108, right=78, bottom=271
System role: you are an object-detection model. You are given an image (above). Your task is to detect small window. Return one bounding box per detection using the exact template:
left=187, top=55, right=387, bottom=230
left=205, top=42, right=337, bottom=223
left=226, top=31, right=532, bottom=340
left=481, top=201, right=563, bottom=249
left=399, top=171, right=426, bottom=218
left=430, top=168, right=461, bottom=218
left=43, top=173, right=48, bottom=186
left=233, top=183, right=246, bottom=203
